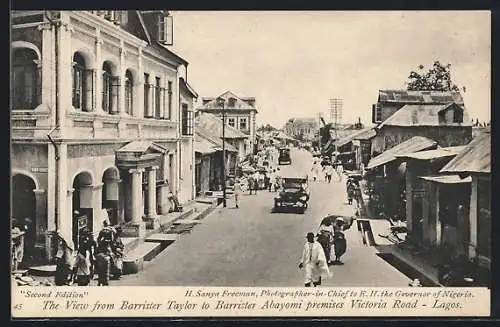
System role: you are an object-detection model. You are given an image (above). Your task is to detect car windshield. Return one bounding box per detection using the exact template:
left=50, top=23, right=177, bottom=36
left=283, top=179, right=306, bottom=188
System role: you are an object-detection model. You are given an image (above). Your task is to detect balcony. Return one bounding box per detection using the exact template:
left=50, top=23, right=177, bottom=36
left=11, top=104, right=52, bottom=140
left=67, top=110, right=178, bottom=141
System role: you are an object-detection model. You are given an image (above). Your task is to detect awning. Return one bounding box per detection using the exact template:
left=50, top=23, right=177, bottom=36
left=440, top=131, right=491, bottom=174
left=419, top=175, right=472, bottom=184
left=395, top=146, right=466, bottom=161
left=366, top=136, right=437, bottom=170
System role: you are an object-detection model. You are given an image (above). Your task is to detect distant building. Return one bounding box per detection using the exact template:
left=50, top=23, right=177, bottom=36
left=197, top=91, right=257, bottom=154
left=283, top=118, right=318, bottom=141
left=371, top=90, right=465, bottom=124
left=370, top=90, right=472, bottom=155
left=195, top=112, right=249, bottom=162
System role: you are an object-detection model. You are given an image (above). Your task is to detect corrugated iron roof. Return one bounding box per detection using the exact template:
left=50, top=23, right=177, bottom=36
left=395, top=146, right=466, bottom=161
left=194, top=134, right=217, bottom=154
left=378, top=103, right=471, bottom=128
left=195, top=113, right=249, bottom=139
left=334, top=128, right=376, bottom=147
left=195, top=128, right=238, bottom=153
left=197, top=91, right=257, bottom=112
left=366, top=136, right=437, bottom=170
left=440, top=131, right=491, bottom=174
left=419, top=175, right=472, bottom=184
left=378, top=90, right=464, bottom=105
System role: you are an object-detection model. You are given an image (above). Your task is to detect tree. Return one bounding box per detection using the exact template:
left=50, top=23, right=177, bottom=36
left=257, top=124, right=277, bottom=133
left=406, top=61, right=461, bottom=92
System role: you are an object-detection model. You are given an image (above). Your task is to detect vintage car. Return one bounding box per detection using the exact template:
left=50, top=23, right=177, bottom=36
left=278, top=147, right=291, bottom=165
left=273, top=176, right=310, bottom=213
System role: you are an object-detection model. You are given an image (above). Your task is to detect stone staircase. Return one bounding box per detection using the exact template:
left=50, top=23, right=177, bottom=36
left=122, top=197, right=218, bottom=274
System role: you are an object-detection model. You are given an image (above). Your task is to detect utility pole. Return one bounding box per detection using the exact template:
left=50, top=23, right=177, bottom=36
left=217, top=97, right=227, bottom=208
left=329, top=98, right=343, bottom=147
left=318, top=112, right=322, bottom=153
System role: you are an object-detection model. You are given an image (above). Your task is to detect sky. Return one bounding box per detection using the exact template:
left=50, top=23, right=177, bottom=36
left=170, top=11, right=491, bottom=129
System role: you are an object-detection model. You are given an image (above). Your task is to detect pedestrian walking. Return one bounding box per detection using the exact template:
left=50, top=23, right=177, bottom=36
left=54, top=230, right=75, bottom=286
left=247, top=174, right=255, bottom=195
left=333, top=159, right=343, bottom=182
left=311, top=161, right=320, bottom=182
left=317, top=217, right=334, bottom=265
left=252, top=171, right=260, bottom=194
left=298, top=232, right=331, bottom=287
left=73, top=227, right=95, bottom=286
left=233, top=179, right=242, bottom=208
left=323, top=164, right=334, bottom=183
left=269, top=169, right=276, bottom=191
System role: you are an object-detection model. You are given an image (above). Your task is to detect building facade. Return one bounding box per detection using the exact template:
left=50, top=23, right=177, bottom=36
left=440, top=131, right=491, bottom=271
left=283, top=118, right=318, bottom=141
left=197, top=91, right=257, bottom=155
left=195, top=112, right=249, bottom=162
left=11, top=10, right=196, bottom=263
left=371, top=102, right=472, bottom=156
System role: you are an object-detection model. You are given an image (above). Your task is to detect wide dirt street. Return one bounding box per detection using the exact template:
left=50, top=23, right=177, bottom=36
left=115, top=147, right=409, bottom=286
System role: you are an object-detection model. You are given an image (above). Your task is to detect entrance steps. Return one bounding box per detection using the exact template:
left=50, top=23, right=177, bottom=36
left=123, top=242, right=162, bottom=274
left=122, top=200, right=217, bottom=275
left=24, top=200, right=218, bottom=278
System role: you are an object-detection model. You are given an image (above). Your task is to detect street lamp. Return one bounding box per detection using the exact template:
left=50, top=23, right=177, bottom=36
left=217, top=97, right=227, bottom=208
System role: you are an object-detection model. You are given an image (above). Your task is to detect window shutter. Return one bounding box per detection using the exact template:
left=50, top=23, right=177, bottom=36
left=162, top=87, right=166, bottom=119
left=158, top=14, right=173, bottom=45
left=157, top=15, right=166, bottom=43
left=111, top=76, right=120, bottom=114
left=84, top=69, right=95, bottom=111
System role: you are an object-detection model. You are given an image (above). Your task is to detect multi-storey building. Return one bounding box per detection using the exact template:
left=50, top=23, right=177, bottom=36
left=283, top=117, right=318, bottom=141
left=196, top=91, right=257, bottom=156
left=11, top=10, right=197, bottom=263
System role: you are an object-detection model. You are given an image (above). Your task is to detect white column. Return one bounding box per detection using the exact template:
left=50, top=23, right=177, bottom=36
left=91, top=183, right=103, bottom=234
left=147, top=166, right=158, bottom=217
left=47, top=144, right=56, bottom=232
left=147, top=73, right=155, bottom=118
left=95, top=30, right=103, bottom=113
left=39, top=22, right=54, bottom=112
left=468, top=177, right=478, bottom=259
left=57, top=15, right=73, bottom=134
left=160, top=76, right=165, bottom=118
left=136, top=48, right=144, bottom=118
left=129, top=168, right=144, bottom=224
left=57, top=144, right=70, bottom=242
left=119, top=42, right=126, bottom=115
left=65, top=188, right=75, bottom=245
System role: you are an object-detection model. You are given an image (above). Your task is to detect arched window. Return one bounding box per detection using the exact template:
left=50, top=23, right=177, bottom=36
left=12, top=48, right=41, bottom=110
left=72, top=52, right=94, bottom=111
left=102, top=62, right=119, bottom=114
left=124, top=70, right=133, bottom=115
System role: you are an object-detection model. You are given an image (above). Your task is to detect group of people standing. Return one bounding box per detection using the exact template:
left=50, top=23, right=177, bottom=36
left=233, top=167, right=282, bottom=209
left=310, top=156, right=344, bottom=183
left=53, top=221, right=124, bottom=287
left=298, top=215, right=352, bottom=287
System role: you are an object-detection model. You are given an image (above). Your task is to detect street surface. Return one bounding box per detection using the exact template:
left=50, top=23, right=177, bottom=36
left=115, top=148, right=410, bottom=286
